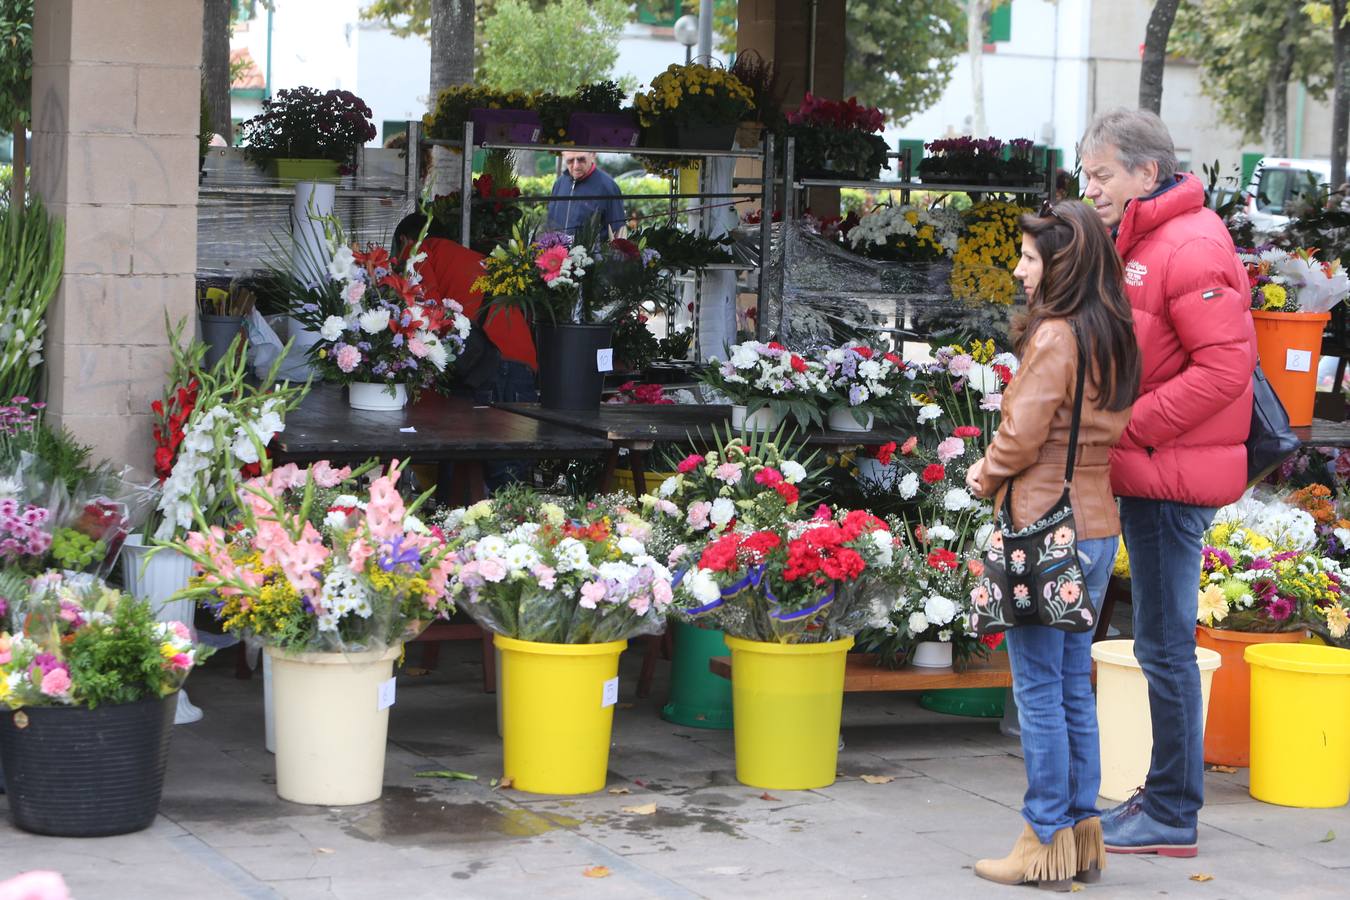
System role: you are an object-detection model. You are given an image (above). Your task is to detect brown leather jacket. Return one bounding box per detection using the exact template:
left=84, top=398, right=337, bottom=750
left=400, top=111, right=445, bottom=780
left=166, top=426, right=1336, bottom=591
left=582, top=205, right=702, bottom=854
left=970, top=318, right=1132, bottom=539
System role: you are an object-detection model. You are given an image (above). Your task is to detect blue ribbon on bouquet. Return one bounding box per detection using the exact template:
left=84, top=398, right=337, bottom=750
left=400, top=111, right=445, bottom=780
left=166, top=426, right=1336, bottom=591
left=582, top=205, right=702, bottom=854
left=763, top=578, right=837, bottom=622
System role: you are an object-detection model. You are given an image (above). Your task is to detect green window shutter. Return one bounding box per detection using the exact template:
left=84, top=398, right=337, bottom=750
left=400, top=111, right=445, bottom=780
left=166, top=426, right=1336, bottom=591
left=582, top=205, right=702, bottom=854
left=636, top=2, right=679, bottom=26
left=383, top=121, right=409, bottom=143
left=985, top=4, right=1012, bottom=43
left=1241, top=152, right=1264, bottom=189
left=897, top=138, right=925, bottom=177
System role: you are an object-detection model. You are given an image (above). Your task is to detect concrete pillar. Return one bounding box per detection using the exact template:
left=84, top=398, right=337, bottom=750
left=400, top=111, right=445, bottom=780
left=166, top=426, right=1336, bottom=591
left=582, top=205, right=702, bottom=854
left=30, top=0, right=202, bottom=473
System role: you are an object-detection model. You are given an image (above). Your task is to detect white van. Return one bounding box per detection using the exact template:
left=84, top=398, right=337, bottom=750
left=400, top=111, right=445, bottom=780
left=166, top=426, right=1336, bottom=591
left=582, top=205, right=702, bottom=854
left=1244, top=157, right=1341, bottom=233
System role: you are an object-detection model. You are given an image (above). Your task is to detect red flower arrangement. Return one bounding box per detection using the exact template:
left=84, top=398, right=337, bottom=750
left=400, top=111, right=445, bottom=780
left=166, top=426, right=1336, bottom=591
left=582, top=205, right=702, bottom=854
left=787, top=93, right=885, bottom=134
left=151, top=379, right=199, bottom=481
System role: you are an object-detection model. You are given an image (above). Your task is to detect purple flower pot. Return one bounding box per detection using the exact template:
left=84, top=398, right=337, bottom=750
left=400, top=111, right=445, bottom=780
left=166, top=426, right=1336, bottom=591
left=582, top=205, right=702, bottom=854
left=469, top=108, right=542, bottom=145
left=567, top=112, right=640, bottom=148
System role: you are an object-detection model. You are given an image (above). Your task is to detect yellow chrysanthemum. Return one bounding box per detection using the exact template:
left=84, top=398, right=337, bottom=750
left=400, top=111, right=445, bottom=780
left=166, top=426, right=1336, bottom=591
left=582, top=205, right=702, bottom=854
left=1260, top=283, right=1287, bottom=310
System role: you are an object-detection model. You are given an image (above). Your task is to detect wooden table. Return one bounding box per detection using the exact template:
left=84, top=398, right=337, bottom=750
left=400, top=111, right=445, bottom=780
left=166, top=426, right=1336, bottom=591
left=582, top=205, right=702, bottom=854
left=497, top=403, right=914, bottom=495
left=274, top=385, right=611, bottom=504
left=709, top=651, right=1012, bottom=691
left=1295, top=417, right=1350, bottom=449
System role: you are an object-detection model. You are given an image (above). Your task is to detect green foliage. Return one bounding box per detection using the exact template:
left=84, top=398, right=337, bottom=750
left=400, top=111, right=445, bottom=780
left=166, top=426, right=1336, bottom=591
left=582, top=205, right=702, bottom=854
left=0, top=0, right=33, bottom=129
left=631, top=222, right=733, bottom=270
left=844, top=0, right=966, bottom=126
left=480, top=0, right=630, bottom=95
left=1171, top=0, right=1333, bottom=141
left=64, top=598, right=183, bottom=708
left=0, top=196, right=63, bottom=400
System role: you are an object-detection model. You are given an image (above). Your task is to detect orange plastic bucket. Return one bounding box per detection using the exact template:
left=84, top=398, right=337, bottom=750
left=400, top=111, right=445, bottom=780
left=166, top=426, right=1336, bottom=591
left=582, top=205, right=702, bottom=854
left=1196, top=625, right=1307, bottom=767
left=1251, top=310, right=1330, bottom=427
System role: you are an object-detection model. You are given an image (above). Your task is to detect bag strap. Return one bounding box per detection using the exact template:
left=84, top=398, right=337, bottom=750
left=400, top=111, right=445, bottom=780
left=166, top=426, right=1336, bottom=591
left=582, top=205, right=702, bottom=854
left=1064, top=320, right=1088, bottom=485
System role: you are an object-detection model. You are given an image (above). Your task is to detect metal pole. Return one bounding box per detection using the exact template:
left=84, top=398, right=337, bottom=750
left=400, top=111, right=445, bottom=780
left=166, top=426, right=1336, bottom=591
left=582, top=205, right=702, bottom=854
left=697, top=0, right=713, bottom=62
left=757, top=130, right=775, bottom=341
left=406, top=120, right=422, bottom=210
left=806, top=0, right=819, bottom=94
left=784, top=135, right=797, bottom=222
left=461, top=120, right=474, bottom=247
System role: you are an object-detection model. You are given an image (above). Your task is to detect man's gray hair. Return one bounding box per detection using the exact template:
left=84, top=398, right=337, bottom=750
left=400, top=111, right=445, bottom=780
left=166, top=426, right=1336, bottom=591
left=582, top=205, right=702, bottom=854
left=1079, top=108, right=1178, bottom=186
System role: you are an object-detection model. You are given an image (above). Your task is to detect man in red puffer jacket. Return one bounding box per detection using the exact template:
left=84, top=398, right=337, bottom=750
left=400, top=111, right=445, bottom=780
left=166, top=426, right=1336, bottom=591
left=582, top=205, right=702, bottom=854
left=1079, top=109, right=1256, bottom=859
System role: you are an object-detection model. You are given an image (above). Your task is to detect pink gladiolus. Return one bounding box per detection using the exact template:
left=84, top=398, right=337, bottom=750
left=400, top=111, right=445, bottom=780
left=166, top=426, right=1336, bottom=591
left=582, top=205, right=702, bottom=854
left=348, top=537, right=374, bottom=574
left=40, top=668, right=71, bottom=697
left=170, top=653, right=193, bottom=670
left=365, top=471, right=407, bottom=542
left=309, top=460, right=351, bottom=489
left=0, top=634, right=11, bottom=665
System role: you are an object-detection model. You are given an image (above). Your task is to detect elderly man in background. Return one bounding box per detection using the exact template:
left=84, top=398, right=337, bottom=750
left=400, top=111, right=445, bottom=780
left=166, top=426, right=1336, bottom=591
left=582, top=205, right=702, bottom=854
left=545, top=151, right=626, bottom=238
left=1078, top=108, right=1256, bottom=860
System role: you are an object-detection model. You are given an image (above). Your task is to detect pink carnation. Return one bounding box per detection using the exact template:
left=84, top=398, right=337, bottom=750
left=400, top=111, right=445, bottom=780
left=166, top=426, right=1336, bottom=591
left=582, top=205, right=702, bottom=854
left=335, top=344, right=362, bottom=373
left=754, top=467, right=784, bottom=486
left=713, top=462, right=743, bottom=484
left=936, top=437, right=965, bottom=463
left=676, top=454, right=705, bottom=474
left=478, top=558, right=507, bottom=583
left=579, top=581, right=607, bottom=609
left=40, top=667, right=71, bottom=697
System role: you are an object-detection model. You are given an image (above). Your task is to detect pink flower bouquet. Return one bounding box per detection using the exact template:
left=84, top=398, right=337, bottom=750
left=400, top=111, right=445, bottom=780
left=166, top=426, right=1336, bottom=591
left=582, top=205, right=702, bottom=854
left=0, top=575, right=206, bottom=709
left=173, top=460, right=455, bottom=653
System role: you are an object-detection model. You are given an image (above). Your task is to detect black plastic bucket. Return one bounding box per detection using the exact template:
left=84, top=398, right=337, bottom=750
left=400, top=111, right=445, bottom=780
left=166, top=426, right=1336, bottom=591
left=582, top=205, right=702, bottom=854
left=536, top=322, right=614, bottom=411
left=0, top=693, right=176, bottom=836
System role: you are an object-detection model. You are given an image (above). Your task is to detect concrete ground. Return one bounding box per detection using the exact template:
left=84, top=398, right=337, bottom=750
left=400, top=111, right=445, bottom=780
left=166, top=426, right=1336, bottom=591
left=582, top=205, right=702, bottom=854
left=2, top=638, right=1348, bottom=900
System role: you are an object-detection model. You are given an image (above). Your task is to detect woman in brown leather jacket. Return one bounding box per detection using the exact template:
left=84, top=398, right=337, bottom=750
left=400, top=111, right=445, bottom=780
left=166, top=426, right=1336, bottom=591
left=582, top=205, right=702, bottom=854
left=965, top=200, right=1141, bottom=891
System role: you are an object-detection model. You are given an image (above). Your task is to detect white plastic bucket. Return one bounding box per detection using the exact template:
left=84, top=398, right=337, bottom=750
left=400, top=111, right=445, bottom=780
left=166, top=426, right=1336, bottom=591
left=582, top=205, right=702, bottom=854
left=730, top=404, right=779, bottom=432
left=121, top=535, right=202, bottom=725
left=268, top=644, right=401, bottom=805
left=912, top=640, right=953, bottom=669
left=1091, top=639, right=1221, bottom=802
left=349, top=382, right=408, bottom=411
left=827, top=408, right=873, bottom=432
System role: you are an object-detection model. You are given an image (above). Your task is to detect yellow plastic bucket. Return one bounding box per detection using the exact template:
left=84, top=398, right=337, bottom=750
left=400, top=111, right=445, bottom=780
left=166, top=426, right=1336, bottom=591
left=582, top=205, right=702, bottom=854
left=1090, top=640, right=1222, bottom=802
left=1246, top=643, right=1350, bottom=808
left=496, top=634, right=626, bottom=795
left=725, top=635, right=853, bottom=790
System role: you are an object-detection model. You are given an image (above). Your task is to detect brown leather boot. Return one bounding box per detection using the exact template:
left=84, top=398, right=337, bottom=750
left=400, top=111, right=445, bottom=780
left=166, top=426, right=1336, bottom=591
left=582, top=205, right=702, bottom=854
left=1074, top=816, right=1106, bottom=883
left=974, top=822, right=1076, bottom=892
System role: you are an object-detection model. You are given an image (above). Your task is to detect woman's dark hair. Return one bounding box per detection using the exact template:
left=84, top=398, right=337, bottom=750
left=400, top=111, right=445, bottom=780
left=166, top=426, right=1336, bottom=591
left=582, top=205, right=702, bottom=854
left=1014, top=200, right=1141, bottom=412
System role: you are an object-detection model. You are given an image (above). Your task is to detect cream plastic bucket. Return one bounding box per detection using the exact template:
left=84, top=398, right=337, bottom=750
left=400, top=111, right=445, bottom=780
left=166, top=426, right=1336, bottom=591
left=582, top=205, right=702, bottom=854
left=1091, top=639, right=1221, bottom=802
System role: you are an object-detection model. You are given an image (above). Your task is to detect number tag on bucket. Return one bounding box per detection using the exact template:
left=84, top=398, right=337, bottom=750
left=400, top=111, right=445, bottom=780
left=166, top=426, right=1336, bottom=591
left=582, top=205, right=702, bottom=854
left=601, top=677, right=619, bottom=708
left=596, top=348, right=614, bottom=373
left=1286, top=349, right=1312, bottom=372
left=377, top=676, right=397, bottom=711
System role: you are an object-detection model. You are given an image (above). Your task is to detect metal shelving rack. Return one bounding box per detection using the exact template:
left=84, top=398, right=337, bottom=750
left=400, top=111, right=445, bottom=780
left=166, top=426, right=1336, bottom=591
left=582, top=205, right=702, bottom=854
left=425, top=120, right=778, bottom=347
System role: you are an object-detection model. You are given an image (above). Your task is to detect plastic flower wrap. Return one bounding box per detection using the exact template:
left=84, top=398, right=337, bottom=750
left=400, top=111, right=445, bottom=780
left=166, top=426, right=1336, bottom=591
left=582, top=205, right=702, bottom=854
left=818, top=344, right=913, bottom=427
left=0, top=575, right=208, bottom=709
left=174, top=461, right=454, bottom=654
left=439, top=490, right=674, bottom=644
left=672, top=505, right=896, bottom=643
left=699, top=340, right=830, bottom=428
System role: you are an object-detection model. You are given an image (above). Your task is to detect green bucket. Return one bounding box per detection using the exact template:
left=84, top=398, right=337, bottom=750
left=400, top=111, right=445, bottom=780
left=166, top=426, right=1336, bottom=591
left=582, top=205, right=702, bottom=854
left=918, top=644, right=1008, bottom=718
left=661, top=619, right=734, bottom=730
left=270, top=158, right=341, bottom=185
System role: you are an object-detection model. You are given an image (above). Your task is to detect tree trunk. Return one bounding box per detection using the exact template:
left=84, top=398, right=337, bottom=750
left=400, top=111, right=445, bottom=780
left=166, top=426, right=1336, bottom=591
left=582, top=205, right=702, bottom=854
left=1138, top=0, right=1181, bottom=114
left=967, top=0, right=986, bottom=136
left=429, top=0, right=475, bottom=198
left=201, top=0, right=233, bottom=144
left=1333, top=0, right=1349, bottom=187
left=10, top=116, right=24, bottom=210
left=1263, top=4, right=1298, bottom=156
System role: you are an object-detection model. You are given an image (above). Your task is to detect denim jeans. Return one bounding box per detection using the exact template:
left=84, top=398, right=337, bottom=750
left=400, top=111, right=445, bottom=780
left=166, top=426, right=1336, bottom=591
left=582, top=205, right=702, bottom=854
left=1005, top=535, right=1118, bottom=843
left=472, top=360, right=539, bottom=491
left=1118, top=497, right=1216, bottom=830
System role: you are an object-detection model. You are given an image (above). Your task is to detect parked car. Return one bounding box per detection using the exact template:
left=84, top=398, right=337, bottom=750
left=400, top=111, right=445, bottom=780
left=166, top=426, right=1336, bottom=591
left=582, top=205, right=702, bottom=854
left=1244, top=157, right=1343, bottom=233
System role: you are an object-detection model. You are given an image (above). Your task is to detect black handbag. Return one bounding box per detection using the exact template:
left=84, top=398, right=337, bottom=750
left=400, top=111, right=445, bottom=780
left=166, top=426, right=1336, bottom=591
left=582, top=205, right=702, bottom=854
left=455, top=307, right=502, bottom=392
left=1245, top=364, right=1301, bottom=486
left=970, top=327, right=1096, bottom=635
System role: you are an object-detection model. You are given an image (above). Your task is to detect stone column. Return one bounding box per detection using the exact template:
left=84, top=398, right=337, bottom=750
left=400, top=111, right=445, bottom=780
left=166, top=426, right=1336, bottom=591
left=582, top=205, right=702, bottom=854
left=30, top=0, right=202, bottom=472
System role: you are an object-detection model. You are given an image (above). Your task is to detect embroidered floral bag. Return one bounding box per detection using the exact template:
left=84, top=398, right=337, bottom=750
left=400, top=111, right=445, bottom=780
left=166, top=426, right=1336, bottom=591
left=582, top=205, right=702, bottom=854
left=970, top=328, right=1095, bottom=635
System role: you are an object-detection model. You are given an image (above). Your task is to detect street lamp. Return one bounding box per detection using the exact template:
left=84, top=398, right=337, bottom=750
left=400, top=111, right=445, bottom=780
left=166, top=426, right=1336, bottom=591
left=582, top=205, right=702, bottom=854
left=674, top=14, right=699, bottom=66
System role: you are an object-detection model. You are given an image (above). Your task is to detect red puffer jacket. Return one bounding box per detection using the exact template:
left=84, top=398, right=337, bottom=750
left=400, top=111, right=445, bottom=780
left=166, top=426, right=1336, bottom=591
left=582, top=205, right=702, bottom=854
left=1108, top=173, right=1257, bottom=508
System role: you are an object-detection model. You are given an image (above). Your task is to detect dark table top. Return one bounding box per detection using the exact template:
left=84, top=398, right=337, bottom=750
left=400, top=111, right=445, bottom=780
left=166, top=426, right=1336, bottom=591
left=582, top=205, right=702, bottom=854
left=275, top=386, right=611, bottom=464
left=1296, top=418, right=1350, bottom=449
left=496, top=403, right=912, bottom=447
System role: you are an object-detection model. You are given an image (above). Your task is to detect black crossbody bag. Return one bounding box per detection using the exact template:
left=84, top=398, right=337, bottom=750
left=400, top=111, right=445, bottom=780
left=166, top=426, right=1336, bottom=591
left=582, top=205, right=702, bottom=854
left=971, top=326, right=1097, bottom=635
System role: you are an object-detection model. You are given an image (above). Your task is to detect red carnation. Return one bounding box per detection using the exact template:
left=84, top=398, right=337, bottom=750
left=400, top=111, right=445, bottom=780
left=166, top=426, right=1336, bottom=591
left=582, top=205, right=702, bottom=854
left=852, top=346, right=874, bottom=359
left=922, top=463, right=946, bottom=484
left=790, top=355, right=808, bottom=374
left=953, top=426, right=982, bottom=439
left=926, top=549, right=958, bottom=571
left=741, top=531, right=782, bottom=559
left=767, top=341, right=786, bottom=351
left=754, top=467, right=784, bottom=486
left=677, top=454, right=705, bottom=474
left=981, top=633, right=1005, bottom=650
left=993, top=364, right=1013, bottom=385
left=774, top=482, right=800, bottom=505
left=821, top=546, right=866, bottom=581
left=875, top=441, right=897, bottom=466
left=698, top=533, right=744, bottom=572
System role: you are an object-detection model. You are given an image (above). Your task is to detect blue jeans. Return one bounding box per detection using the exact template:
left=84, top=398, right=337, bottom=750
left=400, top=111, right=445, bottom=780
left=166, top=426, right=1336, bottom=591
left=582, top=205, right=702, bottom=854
left=1005, top=535, right=1117, bottom=843
left=472, top=360, right=539, bottom=491
left=1119, top=497, right=1216, bottom=830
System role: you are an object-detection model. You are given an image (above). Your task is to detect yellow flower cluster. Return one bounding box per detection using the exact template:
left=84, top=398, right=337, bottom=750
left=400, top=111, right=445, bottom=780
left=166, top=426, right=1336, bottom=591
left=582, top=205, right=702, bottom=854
left=1259, top=283, right=1288, bottom=310
left=945, top=339, right=997, bottom=364
left=473, top=252, right=537, bottom=299
left=633, top=64, right=754, bottom=128
left=195, top=555, right=305, bottom=639
left=949, top=201, right=1028, bottom=306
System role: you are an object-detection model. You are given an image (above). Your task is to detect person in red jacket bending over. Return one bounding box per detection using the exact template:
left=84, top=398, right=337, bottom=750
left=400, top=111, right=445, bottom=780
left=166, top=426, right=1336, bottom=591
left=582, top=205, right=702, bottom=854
left=1079, top=109, right=1257, bottom=859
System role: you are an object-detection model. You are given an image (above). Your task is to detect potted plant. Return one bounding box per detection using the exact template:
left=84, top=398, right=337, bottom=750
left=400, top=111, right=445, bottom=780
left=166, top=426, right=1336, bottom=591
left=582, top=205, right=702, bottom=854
left=728, top=50, right=785, bottom=149
left=424, top=85, right=541, bottom=144
left=845, top=203, right=960, bottom=298
left=634, top=63, right=755, bottom=151
left=699, top=341, right=828, bottom=430
left=1241, top=245, right=1348, bottom=426
left=282, top=219, right=471, bottom=411
left=427, top=168, right=524, bottom=255
left=239, top=86, right=376, bottom=184
left=438, top=489, right=675, bottom=794
left=173, top=460, right=455, bottom=806
left=643, top=429, right=819, bottom=730
left=1193, top=499, right=1332, bottom=766
left=815, top=344, right=909, bottom=433
left=785, top=93, right=890, bottom=181
left=0, top=577, right=208, bottom=836
left=475, top=225, right=672, bottom=410
left=673, top=502, right=898, bottom=789
left=566, top=81, right=639, bottom=148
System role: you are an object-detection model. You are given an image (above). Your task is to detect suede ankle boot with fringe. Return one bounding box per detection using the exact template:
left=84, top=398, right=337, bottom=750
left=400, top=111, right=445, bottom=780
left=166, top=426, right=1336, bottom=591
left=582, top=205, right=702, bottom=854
left=974, top=823, right=1076, bottom=891
left=1074, top=816, right=1107, bottom=882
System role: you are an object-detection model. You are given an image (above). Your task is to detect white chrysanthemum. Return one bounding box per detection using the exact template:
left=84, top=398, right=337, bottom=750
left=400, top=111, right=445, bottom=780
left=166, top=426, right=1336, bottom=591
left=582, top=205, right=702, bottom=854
left=924, top=594, right=957, bottom=626
left=504, top=542, right=541, bottom=572
left=554, top=537, right=593, bottom=573
left=474, top=535, right=507, bottom=561
left=359, top=308, right=391, bottom=334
